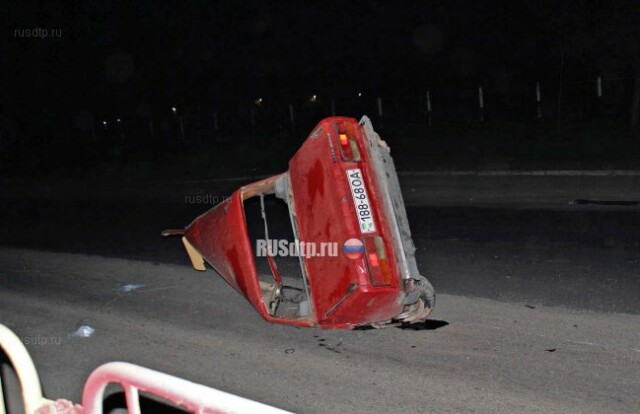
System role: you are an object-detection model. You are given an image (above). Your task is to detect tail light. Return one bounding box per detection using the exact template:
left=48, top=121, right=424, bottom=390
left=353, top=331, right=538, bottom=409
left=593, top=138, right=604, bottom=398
left=364, top=236, right=392, bottom=287
left=337, top=122, right=361, bottom=162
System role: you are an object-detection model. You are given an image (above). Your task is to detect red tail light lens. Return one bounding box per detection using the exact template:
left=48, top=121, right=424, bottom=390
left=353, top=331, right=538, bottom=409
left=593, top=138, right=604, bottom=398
left=364, top=236, right=392, bottom=286
left=336, top=122, right=361, bottom=162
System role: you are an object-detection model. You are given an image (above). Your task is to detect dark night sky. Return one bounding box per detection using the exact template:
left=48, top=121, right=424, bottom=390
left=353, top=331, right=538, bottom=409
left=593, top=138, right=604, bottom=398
left=2, top=1, right=640, bottom=135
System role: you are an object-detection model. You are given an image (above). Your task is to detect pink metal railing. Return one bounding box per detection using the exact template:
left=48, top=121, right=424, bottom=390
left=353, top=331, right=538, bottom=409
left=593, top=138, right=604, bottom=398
left=0, top=323, right=292, bottom=414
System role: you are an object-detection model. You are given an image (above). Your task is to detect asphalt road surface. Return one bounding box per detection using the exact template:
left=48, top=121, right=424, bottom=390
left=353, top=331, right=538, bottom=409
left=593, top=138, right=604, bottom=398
left=0, top=174, right=639, bottom=413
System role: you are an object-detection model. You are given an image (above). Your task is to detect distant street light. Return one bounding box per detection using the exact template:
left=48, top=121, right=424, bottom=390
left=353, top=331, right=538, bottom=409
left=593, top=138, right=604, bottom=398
left=170, top=107, right=184, bottom=143
left=310, top=94, right=317, bottom=103
left=254, top=98, right=263, bottom=106
left=116, top=118, right=124, bottom=139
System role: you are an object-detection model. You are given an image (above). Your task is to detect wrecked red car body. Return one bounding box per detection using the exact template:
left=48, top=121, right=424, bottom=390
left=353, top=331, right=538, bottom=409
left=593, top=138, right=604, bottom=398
left=165, top=116, right=434, bottom=329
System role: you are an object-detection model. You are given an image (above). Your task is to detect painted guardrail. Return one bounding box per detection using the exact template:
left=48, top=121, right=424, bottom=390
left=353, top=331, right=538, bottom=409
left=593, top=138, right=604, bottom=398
left=0, top=323, right=291, bottom=414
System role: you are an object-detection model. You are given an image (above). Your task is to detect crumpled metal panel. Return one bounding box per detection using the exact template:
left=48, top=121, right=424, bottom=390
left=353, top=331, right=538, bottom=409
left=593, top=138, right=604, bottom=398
left=168, top=116, right=434, bottom=329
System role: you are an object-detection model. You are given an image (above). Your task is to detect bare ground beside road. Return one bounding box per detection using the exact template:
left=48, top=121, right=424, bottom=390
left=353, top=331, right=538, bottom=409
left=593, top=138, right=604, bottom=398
left=1, top=248, right=639, bottom=413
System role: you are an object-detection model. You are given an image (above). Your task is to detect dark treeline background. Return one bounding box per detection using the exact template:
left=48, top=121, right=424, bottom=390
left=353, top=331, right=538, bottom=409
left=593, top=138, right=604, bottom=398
left=2, top=1, right=640, bottom=177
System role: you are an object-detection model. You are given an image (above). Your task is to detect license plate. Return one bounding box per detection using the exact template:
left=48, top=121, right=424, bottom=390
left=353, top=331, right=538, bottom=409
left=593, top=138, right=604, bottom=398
left=346, top=168, right=376, bottom=233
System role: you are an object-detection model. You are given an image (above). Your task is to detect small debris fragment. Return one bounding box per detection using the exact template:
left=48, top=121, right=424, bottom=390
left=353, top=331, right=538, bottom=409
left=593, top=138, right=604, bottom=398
left=116, top=283, right=145, bottom=293
left=525, top=304, right=536, bottom=309
left=284, top=348, right=295, bottom=354
left=545, top=348, right=556, bottom=353
left=69, top=325, right=95, bottom=338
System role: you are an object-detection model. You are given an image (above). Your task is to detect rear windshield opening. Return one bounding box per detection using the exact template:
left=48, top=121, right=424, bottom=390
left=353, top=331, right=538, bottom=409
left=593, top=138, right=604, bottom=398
left=243, top=191, right=311, bottom=319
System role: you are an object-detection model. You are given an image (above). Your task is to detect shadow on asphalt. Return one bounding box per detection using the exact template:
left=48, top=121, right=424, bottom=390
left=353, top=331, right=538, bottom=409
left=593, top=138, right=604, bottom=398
left=398, top=319, right=450, bottom=331
left=354, top=319, right=449, bottom=331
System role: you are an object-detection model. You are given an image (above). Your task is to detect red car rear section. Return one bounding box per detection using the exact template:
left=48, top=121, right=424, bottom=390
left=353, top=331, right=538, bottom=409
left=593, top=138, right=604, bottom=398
left=165, top=116, right=435, bottom=329
left=289, top=117, right=404, bottom=327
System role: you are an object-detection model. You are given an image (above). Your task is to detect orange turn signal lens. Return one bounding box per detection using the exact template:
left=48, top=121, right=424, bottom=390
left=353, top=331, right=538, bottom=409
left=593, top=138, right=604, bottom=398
left=364, top=236, right=392, bottom=287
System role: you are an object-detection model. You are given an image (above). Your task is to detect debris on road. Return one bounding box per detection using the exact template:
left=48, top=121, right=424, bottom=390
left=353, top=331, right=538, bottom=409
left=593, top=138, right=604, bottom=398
left=69, top=325, right=95, bottom=338
left=116, top=283, right=145, bottom=293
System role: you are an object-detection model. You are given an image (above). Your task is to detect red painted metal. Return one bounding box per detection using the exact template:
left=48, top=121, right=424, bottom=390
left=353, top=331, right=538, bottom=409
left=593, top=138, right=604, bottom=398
left=182, top=174, right=313, bottom=328
left=286, top=117, right=403, bottom=327
left=175, top=116, right=434, bottom=329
